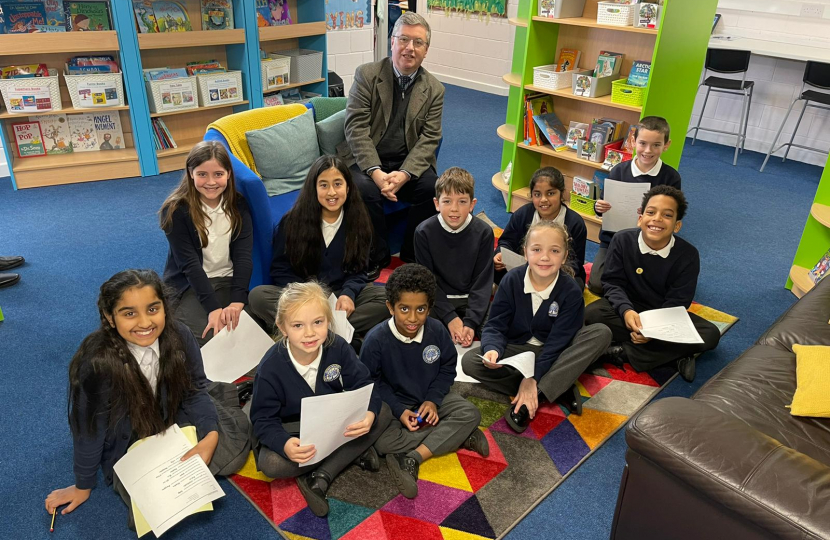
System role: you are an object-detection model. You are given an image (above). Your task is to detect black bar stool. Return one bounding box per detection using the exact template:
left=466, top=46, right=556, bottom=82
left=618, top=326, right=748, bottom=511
left=760, top=60, right=830, bottom=172
left=687, top=49, right=754, bottom=166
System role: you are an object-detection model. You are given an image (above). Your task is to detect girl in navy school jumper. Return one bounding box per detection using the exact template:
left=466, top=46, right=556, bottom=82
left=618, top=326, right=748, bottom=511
left=463, top=221, right=611, bottom=433
left=249, top=155, right=387, bottom=338
left=494, top=167, right=588, bottom=289
left=249, top=281, right=391, bottom=517
left=45, top=269, right=247, bottom=522
left=160, top=140, right=253, bottom=346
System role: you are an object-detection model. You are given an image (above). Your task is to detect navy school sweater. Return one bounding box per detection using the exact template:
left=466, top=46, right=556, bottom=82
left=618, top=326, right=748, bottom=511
left=250, top=334, right=381, bottom=458
left=72, top=322, right=218, bottom=489
left=480, top=264, right=584, bottom=381
left=597, top=160, right=682, bottom=247
left=162, top=196, right=254, bottom=313
left=360, top=318, right=457, bottom=419
left=602, top=228, right=700, bottom=319
left=270, top=215, right=369, bottom=301
left=496, top=203, right=587, bottom=285
left=414, top=215, right=494, bottom=329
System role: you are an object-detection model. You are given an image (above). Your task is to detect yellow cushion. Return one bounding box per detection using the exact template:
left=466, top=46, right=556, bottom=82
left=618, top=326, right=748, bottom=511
left=790, top=344, right=830, bottom=417
left=207, top=104, right=308, bottom=175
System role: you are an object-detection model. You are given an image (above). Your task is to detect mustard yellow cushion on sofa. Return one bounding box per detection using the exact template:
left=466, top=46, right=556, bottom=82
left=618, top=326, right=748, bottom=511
left=790, top=344, right=830, bottom=417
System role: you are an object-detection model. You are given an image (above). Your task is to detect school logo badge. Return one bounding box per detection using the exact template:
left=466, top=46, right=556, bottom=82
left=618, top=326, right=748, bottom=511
left=422, top=345, right=440, bottom=364
left=548, top=301, right=559, bottom=317
left=323, top=364, right=342, bottom=382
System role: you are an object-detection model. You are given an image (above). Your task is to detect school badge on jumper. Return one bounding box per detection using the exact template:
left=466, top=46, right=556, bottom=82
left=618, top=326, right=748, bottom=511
left=548, top=301, right=559, bottom=317
left=323, top=364, right=342, bottom=382
left=636, top=268, right=644, bottom=274
left=422, top=345, right=440, bottom=364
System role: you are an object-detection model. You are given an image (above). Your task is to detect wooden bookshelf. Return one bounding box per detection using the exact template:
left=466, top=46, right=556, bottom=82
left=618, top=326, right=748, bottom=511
left=149, top=101, right=249, bottom=118
left=263, top=78, right=326, bottom=94
left=524, top=83, right=643, bottom=113
left=0, top=31, right=119, bottom=55
left=811, top=203, right=830, bottom=228
left=138, top=28, right=246, bottom=49
left=12, top=149, right=140, bottom=188
left=0, top=103, right=130, bottom=120
left=157, top=137, right=202, bottom=173
left=518, top=142, right=606, bottom=170
left=259, top=21, right=327, bottom=41
left=503, top=73, right=521, bottom=87
left=789, top=265, right=815, bottom=298
left=531, top=16, right=658, bottom=35
left=497, top=124, right=516, bottom=142
left=509, top=18, right=528, bottom=27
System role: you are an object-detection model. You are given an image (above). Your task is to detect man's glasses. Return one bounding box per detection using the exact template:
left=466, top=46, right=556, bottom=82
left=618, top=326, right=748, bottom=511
left=394, top=35, right=427, bottom=49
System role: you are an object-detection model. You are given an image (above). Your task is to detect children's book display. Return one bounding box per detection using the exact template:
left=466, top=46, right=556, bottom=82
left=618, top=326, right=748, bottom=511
left=593, top=50, right=623, bottom=78
left=533, top=111, right=569, bottom=152
left=626, top=60, right=651, bottom=87
left=136, top=0, right=191, bottom=32
left=200, top=0, right=232, bottom=30
left=637, top=2, right=659, bottom=28
left=151, top=117, right=176, bottom=149
left=808, top=248, right=830, bottom=285
left=31, top=113, right=72, bottom=153
left=65, top=1, right=111, bottom=31
left=11, top=120, right=45, bottom=157
left=256, top=0, right=292, bottom=27
left=575, top=117, right=627, bottom=162
left=523, top=92, right=554, bottom=146
left=566, top=121, right=589, bottom=150
left=557, top=48, right=581, bottom=72
left=0, top=1, right=120, bottom=32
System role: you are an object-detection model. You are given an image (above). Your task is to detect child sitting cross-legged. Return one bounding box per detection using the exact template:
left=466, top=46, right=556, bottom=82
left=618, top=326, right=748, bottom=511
left=585, top=185, right=721, bottom=382
left=414, top=167, right=494, bottom=346
left=360, top=264, right=489, bottom=499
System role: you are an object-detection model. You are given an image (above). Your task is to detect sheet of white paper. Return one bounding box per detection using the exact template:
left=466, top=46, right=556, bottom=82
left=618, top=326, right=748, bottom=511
left=113, top=424, right=225, bottom=537
left=479, top=351, right=536, bottom=379
left=501, top=248, right=527, bottom=271
left=638, top=306, right=704, bottom=344
left=200, top=311, right=274, bottom=382
left=601, top=180, right=650, bottom=233
left=328, top=293, right=355, bottom=342
left=454, top=342, right=480, bottom=383
left=300, top=383, right=374, bottom=465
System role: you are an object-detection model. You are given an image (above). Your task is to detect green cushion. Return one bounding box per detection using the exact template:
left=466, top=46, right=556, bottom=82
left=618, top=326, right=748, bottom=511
left=315, top=109, right=346, bottom=156
left=309, top=96, right=347, bottom=121
left=246, top=108, right=320, bottom=196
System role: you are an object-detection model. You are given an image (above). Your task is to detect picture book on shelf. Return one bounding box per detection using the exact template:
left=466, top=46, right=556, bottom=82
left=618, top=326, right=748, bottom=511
left=256, top=0, right=270, bottom=26
left=592, top=170, right=609, bottom=199
left=152, top=0, right=191, bottom=32
left=621, top=125, right=637, bottom=153
left=808, top=248, right=830, bottom=285
left=133, top=0, right=159, bottom=33
left=627, top=60, right=651, bottom=87
left=572, top=176, right=597, bottom=199
left=31, top=114, right=73, bottom=154
left=637, top=3, right=659, bottom=28
left=43, top=0, right=65, bottom=27
left=603, top=149, right=624, bottom=170
left=579, top=140, right=600, bottom=162
left=557, top=48, right=581, bottom=72
left=267, top=0, right=292, bottom=25
left=566, top=121, right=590, bottom=150
left=533, top=111, right=569, bottom=152
left=594, top=54, right=619, bottom=78
left=574, top=74, right=592, bottom=97
left=92, top=112, right=124, bottom=150
left=539, top=0, right=554, bottom=17
left=69, top=113, right=99, bottom=152
left=524, top=93, right=554, bottom=146
left=201, top=0, right=233, bottom=30
left=12, top=121, right=45, bottom=157
left=65, top=1, right=112, bottom=31
left=1, top=2, right=46, bottom=33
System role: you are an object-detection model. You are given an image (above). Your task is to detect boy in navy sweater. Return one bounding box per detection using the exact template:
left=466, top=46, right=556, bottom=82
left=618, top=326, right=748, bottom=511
left=585, top=186, right=721, bottom=382
left=361, top=264, right=488, bottom=499
left=414, top=167, right=494, bottom=346
left=587, top=116, right=682, bottom=295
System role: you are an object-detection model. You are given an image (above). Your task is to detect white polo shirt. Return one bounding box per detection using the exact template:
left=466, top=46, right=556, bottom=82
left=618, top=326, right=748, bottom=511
left=322, top=209, right=344, bottom=248
left=388, top=318, right=424, bottom=344
left=638, top=231, right=675, bottom=258
left=531, top=204, right=568, bottom=226
left=631, top=158, right=663, bottom=177
left=523, top=268, right=558, bottom=346
left=202, top=201, right=234, bottom=278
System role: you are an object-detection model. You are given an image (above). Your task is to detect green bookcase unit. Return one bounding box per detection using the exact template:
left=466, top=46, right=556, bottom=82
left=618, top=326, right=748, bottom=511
left=788, top=153, right=830, bottom=297
left=493, top=0, right=717, bottom=243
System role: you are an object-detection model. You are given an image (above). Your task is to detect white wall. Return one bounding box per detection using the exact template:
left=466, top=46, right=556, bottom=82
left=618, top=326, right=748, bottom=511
left=688, top=8, right=830, bottom=167
left=327, top=23, right=375, bottom=95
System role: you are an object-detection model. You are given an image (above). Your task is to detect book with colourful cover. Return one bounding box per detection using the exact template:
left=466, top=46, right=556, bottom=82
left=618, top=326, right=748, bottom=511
left=68, top=113, right=99, bottom=152
left=638, top=3, right=659, bottom=28
left=539, top=0, right=554, bottom=17
left=627, top=60, right=651, bottom=87
left=808, top=248, right=830, bottom=285
left=30, top=113, right=72, bottom=154
left=133, top=0, right=159, bottom=32
left=201, top=0, right=232, bottom=30
left=11, top=121, right=45, bottom=157
left=152, top=0, right=191, bottom=32
left=157, top=118, right=177, bottom=148
left=556, top=48, right=581, bottom=72
left=65, top=1, right=112, bottom=31
left=42, top=0, right=65, bottom=27
left=1, top=2, right=46, bottom=33
left=621, top=125, right=637, bottom=153
left=533, top=111, right=569, bottom=151
left=267, top=0, right=292, bottom=25
left=594, top=54, right=618, bottom=78
left=144, top=67, right=189, bottom=80
left=574, top=74, right=592, bottom=96
left=566, top=121, right=590, bottom=150
left=255, top=0, right=270, bottom=26
left=525, top=93, right=554, bottom=146
left=92, top=112, right=124, bottom=150
left=592, top=170, right=609, bottom=199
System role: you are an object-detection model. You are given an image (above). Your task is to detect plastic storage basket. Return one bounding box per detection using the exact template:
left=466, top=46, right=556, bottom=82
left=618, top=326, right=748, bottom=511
left=262, top=55, right=291, bottom=91
left=64, top=68, right=125, bottom=109
left=197, top=70, right=244, bottom=107
left=596, top=1, right=636, bottom=26
left=0, top=68, right=61, bottom=114
left=611, top=79, right=646, bottom=107
left=538, top=0, right=586, bottom=18
left=602, top=138, right=633, bottom=166
left=568, top=192, right=596, bottom=216
left=281, top=49, right=324, bottom=84
left=145, top=76, right=198, bottom=113
left=533, top=64, right=577, bottom=90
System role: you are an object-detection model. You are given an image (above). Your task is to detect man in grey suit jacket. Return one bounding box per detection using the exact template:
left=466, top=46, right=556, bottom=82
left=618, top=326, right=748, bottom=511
left=337, top=12, right=444, bottom=272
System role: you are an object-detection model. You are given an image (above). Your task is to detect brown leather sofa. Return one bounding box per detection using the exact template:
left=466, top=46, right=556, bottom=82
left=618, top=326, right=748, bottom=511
left=610, top=277, right=830, bottom=540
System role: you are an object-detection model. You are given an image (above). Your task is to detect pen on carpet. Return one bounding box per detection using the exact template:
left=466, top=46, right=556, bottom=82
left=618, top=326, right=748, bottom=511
left=50, top=508, right=56, bottom=532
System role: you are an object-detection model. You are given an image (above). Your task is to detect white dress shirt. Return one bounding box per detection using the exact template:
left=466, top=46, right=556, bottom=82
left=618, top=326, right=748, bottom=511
left=531, top=204, right=568, bottom=226
left=201, top=201, right=234, bottom=278
left=322, top=209, right=344, bottom=248
left=127, top=339, right=161, bottom=394
left=438, top=213, right=473, bottom=233
left=523, top=267, right=559, bottom=346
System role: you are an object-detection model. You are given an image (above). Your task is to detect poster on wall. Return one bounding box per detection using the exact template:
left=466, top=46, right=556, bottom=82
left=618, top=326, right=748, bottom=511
left=428, top=0, right=506, bottom=18
left=326, top=0, right=369, bottom=30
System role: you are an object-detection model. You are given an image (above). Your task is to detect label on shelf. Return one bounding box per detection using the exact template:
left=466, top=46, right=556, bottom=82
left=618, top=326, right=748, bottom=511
left=77, top=81, right=121, bottom=107
left=203, top=77, right=240, bottom=105
left=158, top=80, right=196, bottom=111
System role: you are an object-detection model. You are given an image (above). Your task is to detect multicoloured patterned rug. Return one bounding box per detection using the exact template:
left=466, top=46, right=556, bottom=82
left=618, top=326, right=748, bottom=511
left=229, top=212, right=739, bottom=539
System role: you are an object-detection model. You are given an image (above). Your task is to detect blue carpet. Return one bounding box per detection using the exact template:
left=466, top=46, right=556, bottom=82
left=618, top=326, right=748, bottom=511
left=0, top=83, right=820, bottom=539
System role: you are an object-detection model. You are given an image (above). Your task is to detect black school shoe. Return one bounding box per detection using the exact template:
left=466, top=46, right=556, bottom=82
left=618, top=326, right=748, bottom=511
left=296, top=470, right=332, bottom=517
left=677, top=356, right=696, bottom=382
left=597, top=343, right=627, bottom=367
left=0, top=273, right=20, bottom=289
left=385, top=453, right=419, bottom=499
left=504, top=404, right=531, bottom=433
left=557, top=385, right=583, bottom=416
left=0, top=256, right=24, bottom=271
left=461, top=429, right=490, bottom=457
left=236, top=380, right=254, bottom=405
left=353, top=446, right=380, bottom=472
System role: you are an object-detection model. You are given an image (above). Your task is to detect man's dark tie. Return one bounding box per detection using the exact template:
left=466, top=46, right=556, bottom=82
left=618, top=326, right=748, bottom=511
left=399, top=75, right=411, bottom=89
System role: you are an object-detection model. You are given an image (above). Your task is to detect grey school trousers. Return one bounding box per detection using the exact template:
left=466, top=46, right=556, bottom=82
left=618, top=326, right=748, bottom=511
left=255, top=402, right=394, bottom=479
left=374, top=392, right=481, bottom=457
left=249, top=283, right=388, bottom=336
left=177, top=276, right=249, bottom=347
left=460, top=324, right=612, bottom=401
left=587, top=246, right=608, bottom=296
